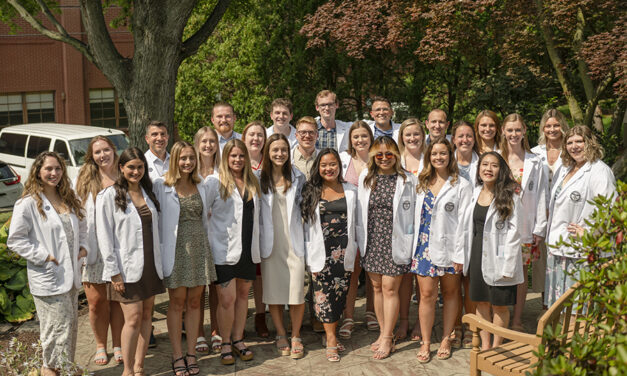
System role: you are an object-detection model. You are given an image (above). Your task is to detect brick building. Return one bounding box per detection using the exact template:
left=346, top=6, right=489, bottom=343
left=0, top=1, right=132, bottom=129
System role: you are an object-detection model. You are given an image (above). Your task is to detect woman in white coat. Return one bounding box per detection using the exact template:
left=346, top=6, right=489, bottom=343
left=474, top=110, right=501, bottom=155
left=204, top=139, right=261, bottom=365
left=8, top=151, right=87, bottom=376
left=412, top=138, right=472, bottom=363
left=357, top=136, right=417, bottom=360
left=96, top=147, right=165, bottom=376
left=337, top=121, right=376, bottom=338
left=74, top=136, right=123, bottom=366
left=545, top=125, right=616, bottom=307
left=153, top=141, right=217, bottom=375
left=192, top=126, right=222, bottom=354
left=301, top=148, right=358, bottom=362
left=453, top=152, right=523, bottom=350
left=499, top=114, right=548, bottom=331
left=452, top=120, right=479, bottom=186
left=259, top=134, right=307, bottom=358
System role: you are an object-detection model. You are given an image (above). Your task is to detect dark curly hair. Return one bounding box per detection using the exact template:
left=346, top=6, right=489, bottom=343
left=114, top=147, right=160, bottom=212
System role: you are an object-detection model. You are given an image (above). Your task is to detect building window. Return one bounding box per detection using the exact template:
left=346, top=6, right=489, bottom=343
left=90, top=89, right=128, bottom=128
left=0, top=92, right=55, bottom=126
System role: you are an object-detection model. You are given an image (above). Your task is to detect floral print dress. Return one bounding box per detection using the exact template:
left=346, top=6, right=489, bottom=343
left=410, top=190, right=456, bottom=276
left=312, top=197, right=351, bottom=323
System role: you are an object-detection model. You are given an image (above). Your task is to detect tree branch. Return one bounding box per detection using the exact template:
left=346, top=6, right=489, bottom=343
left=7, top=0, right=95, bottom=64
left=180, top=0, right=232, bottom=60
left=583, top=71, right=615, bottom=126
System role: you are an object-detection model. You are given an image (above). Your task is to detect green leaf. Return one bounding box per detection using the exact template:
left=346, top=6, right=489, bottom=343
left=4, top=268, right=27, bottom=291
left=0, top=286, right=8, bottom=311
left=4, top=302, right=34, bottom=323
left=0, top=261, right=20, bottom=281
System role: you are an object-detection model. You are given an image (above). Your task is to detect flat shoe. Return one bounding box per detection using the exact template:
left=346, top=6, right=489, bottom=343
left=364, top=311, right=379, bottom=331
left=210, top=334, right=222, bottom=353
left=338, top=318, right=354, bottom=339
left=290, top=337, right=304, bottom=359
left=113, top=346, right=123, bottom=364
left=93, top=348, right=108, bottom=366
left=195, top=337, right=209, bottom=353
left=326, top=346, right=340, bottom=362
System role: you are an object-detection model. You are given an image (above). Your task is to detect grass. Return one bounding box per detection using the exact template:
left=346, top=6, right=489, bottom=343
left=0, top=211, right=12, bottom=225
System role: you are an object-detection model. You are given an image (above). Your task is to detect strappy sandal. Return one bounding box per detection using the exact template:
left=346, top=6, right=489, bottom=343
left=416, top=342, right=432, bottom=363
left=171, top=356, right=188, bottom=376
left=232, top=339, right=254, bottom=361
left=326, top=346, right=340, bottom=362
left=290, top=337, right=304, bottom=359
left=220, top=342, right=235, bottom=365
left=321, top=336, right=345, bottom=352
left=462, top=325, right=473, bottom=349
left=436, top=337, right=452, bottom=360
left=210, top=334, right=222, bottom=353
left=275, top=335, right=291, bottom=356
left=113, top=346, right=123, bottom=364
left=450, top=326, right=462, bottom=349
left=373, top=336, right=395, bottom=360
left=93, top=348, right=108, bottom=365
left=338, top=318, right=354, bottom=339
left=195, top=337, right=209, bottom=353
left=186, top=354, right=200, bottom=375
left=364, top=311, right=379, bottom=331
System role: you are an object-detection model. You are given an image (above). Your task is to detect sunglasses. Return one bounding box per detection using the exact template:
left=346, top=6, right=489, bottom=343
left=375, top=152, right=395, bottom=160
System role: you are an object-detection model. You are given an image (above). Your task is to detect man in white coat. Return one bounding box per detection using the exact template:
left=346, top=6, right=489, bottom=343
left=424, top=109, right=452, bottom=144
left=365, top=96, right=400, bottom=143
left=266, top=98, right=298, bottom=148
left=314, top=90, right=352, bottom=153
left=212, top=101, right=242, bottom=154
left=144, top=121, right=170, bottom=182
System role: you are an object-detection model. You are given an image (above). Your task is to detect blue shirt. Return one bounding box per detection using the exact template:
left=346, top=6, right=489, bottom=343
left=316, top=119, right=337, bottom=150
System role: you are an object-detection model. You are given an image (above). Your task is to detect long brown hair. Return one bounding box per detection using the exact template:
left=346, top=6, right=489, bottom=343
left=417, top=138, right=459, bottom=193
left=218, top=139, right=260, bottom=201
left=22, top=151, right=84, bottom=220
left=75, top=136, right=119, bottom=203
left=499, top=113, right=531, bottom=161
left=260, top=134, right=292, bottom=194
left=451, top=120, right=480, bottom=155
left=474, top=110, right=501, bottom=153
left=114, top=148, right=160, bottom=212
left=164, top=141, right=201, bottom=187
left=561, top=125, right=604, bottom=169
left=346, top=120, right=374, bottom=157
left=476, top=152, right=519, bottom=221
left=363, top=136, right=406, bottom=190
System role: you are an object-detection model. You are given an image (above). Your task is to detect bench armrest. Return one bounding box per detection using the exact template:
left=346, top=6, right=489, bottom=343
left=463, top=313, right=542, bottom=347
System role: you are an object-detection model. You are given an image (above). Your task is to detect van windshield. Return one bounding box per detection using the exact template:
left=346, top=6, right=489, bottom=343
left=69, top=135, right=129, bottom=165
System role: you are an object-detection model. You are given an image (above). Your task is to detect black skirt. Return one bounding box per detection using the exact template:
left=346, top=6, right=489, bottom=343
left=468, top=202, right=516, bottom=306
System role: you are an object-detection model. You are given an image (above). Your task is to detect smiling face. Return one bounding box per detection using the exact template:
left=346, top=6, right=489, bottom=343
left=477, top=115, right=497, bottom=143
left=243, top=125, right=265, bottom=155
left=315, top=94, right=338, bottom=120
left=270, top=105, right=293, bottom=127
left=430, top=143, right=449, bottom=172
left=269, top=139, right=289, bottom=169
left=227, top=146, right=246, bottom=174
left=479, top=154, right=500, bottom=185
left=39, top=156, right=63, bottom=189
left=503, top=120, right=525, bottom=148
left=145, top=125, right=169, bottom=157
left=370, top=101, right=394, bottom=128
left=425, top=110, right=449, bottom=138
left=296, top=121, right=318, bottom=150
left=402, top=124, right=424, bottom=155
left=198, top=131, right=218, bottom=159
left=374, top=144, right=397, bottom=174
left=565, top=134, right=586, bottom=165
left=120, top=158, right=145, bottom=185
left=453, top=125, right=475, bottom=154
left=319, top=153, right=340, bottom=183
left=211, top=105, right=236, bottom=137
left=543, top=117, right=563, bottom=143
left=178, top=146, right=197, bottom=176
left=351, top=127, right=371, bottom=154
left=92, top=140, right=115, bottom=170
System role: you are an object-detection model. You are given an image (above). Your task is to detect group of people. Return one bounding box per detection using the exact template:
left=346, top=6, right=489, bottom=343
left=7, top=89, right=617, bottom=376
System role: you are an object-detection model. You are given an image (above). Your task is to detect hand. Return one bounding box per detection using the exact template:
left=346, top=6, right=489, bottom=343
left=567, top=223, right=584, bottom=237
left=533, top=235, right=544, bottom=247
left=453, top=263, right=463, bottom=274
left=78, top=247, right=87, bottom=260
left=46, top=254, right=59, bottom=265
left=111, top=274, right=125, bottom=294
left=312, top=272, right=319, bottom=278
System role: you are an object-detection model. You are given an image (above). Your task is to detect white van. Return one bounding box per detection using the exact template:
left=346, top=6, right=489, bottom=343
left=0, top=123, right=129, bottom=181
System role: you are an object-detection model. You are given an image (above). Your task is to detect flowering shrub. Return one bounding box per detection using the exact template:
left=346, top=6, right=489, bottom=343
left=0, top=337, right=86, bottom=376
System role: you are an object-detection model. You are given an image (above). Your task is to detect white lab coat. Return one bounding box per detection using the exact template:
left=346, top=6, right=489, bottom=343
left=259, top=167, right=306, bottom=259
left=8, top=194, right=88, bottom=296
left=81, top=193, right=101, bottom=266
left=364, top=120, right=401, bottom=144
left=457, top=151, right=479, bottom=187
left=153, top=178, right=211, bottom=278
left=413, top=177, right=472, bottom=268
left=453, top=187, right=524, bottom=286
left=400, top=154, right=424, bottom=176
left=314, top=117, right=352, bottom=153
left=204, top=176, right=261, bottom=265
left=516, top=152, right=549, bottom=243
left=339, top=151, right=352, bottom=180
left=95, top=186, right=163, bottom=282
left=356, top=171, right=417, bottom=265
left=547, top=160, right=616, bottom=259
left=145, top=150, right=170, bottom=182
left=303, top=183, right=358, bottom=273
left=266, top=125, right=298, bottom=148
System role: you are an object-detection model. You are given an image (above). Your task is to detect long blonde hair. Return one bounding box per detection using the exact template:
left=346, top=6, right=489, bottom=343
left=218, top=139, right=260, bottom=201
left=193, top=126, right=220, bottom=175
left=474, top=110, right=501, bottom=153
left=417, top=138, right=458, bottom=193
left=23, top=151, right=84, bottom=220
left=164, top=141, right=201, bottom=187
left=75, top=136, right=119, bottom=203
left=363, top=136, right=406, bottom=190
left=538, top=109, right=570, bottom=145
left=499, top=113, right=531, bottom=161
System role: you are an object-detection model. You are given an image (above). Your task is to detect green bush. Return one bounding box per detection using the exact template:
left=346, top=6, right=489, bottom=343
left=533, top=181, right=627, bottom=375
left=0, top=219, right=36, bottom=323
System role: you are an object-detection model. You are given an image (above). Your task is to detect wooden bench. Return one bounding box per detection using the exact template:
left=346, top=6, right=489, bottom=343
left=462, top=282, right=593, bottom=376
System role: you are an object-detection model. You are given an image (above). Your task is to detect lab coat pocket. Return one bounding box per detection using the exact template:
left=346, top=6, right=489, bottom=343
left=495, top=246, right=510, bottom=280
left=32, top=261, right=57, bottom=286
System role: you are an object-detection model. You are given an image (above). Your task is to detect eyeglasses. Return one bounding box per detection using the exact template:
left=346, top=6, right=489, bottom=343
left=317, top=102, right=335, bottom=108
left=297, top=130, right=316, bottom=137
left=375, top=152, right=395, bottom=160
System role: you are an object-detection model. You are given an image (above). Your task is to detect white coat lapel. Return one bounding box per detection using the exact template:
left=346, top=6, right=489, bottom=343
left=520, top=153, right=535, bottom=193
left=433, top=177, right=453, bottom=205
left=393, top=175, right=404, bottom=212
left=559, top=162, right=591, bottom=194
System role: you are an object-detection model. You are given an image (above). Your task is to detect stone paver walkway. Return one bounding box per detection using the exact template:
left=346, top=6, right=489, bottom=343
left=71, top=292, right=543, bottom=375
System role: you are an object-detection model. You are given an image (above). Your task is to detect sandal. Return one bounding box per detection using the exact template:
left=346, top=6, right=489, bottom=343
left=113, top=346, right=123, bottom=364
left=462, top=326, right=473, bottom=349
left=133, top=367, right=145, bottom=376
left=186, top=354, right=200, bottom=375
left=326, top=346, right=340, bottom=362
left=93, top=348, right=108, bottom=366
left=450, top=326, right=462, bottom=349
left=290, top=337, right=304, bottom=359
left=436, top=337, right=452, bottom=360
left=232, top=339, right=254, bottom=361
left=416, top=343, right=432, bottom=364
left=364, top=311, right=379, bottom=331
left=195, top=337, right=209, bottom=353
left=338, top=318, right=354, bottom=339
left=220, top=342, right=235, bottom=365
left=171, top=356, right=188, bottom=376
left=373, top=336, right=395, bottom=360
left=210, top=334, right=222, bottom=353
left=321, top=337, right=345, bottom=352
left=276, top=335, right=291, bottom=356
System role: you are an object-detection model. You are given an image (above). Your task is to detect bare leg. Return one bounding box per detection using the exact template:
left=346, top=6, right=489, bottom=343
left=417, top=276, right=438, bottom=356
left=368, top=272, right=384, bottom=349
left=184, top=286, right=204, bottom=371
left=439, top=274, right=460, bottom=355
left=118, top=301, right=143, bottom=376
left=167, top=287, right=187, bottom=361
left=216, top=281, right=236, bottom=344
left=492, top=305, right=510, bottom=347
left=134, top=296, right=155, bottom=373
left=209, top=284, right=220, bottom=337
left=475, top=302, right=492, bottom=350
left=269, top=304, right=287, bottom=337
left=343, top=254, right=362, bottom=320
left=512, top=266, right=529, bottom=329
left=83, top=283, right=110, bottom=356
left=289, top=304, right=305, bottom=338
left=365, top=273, right=374, bottom=312
left=397, top=273, right=413, bottom=339
left=374, top=275, right=403, bottom=359
left=110, top=301, right=124, bottom=349
left=232, top=279, right=253, bottom=341
left=197, top=287, right=206, bottom=341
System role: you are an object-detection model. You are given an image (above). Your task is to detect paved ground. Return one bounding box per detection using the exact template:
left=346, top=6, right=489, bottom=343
left=66, top=291, right=543, bottom=375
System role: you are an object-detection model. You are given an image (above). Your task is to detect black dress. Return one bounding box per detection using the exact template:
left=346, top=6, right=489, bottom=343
left=214, top=194, right=257, bottom=284
left=468, top=202, right=517, bottom=306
